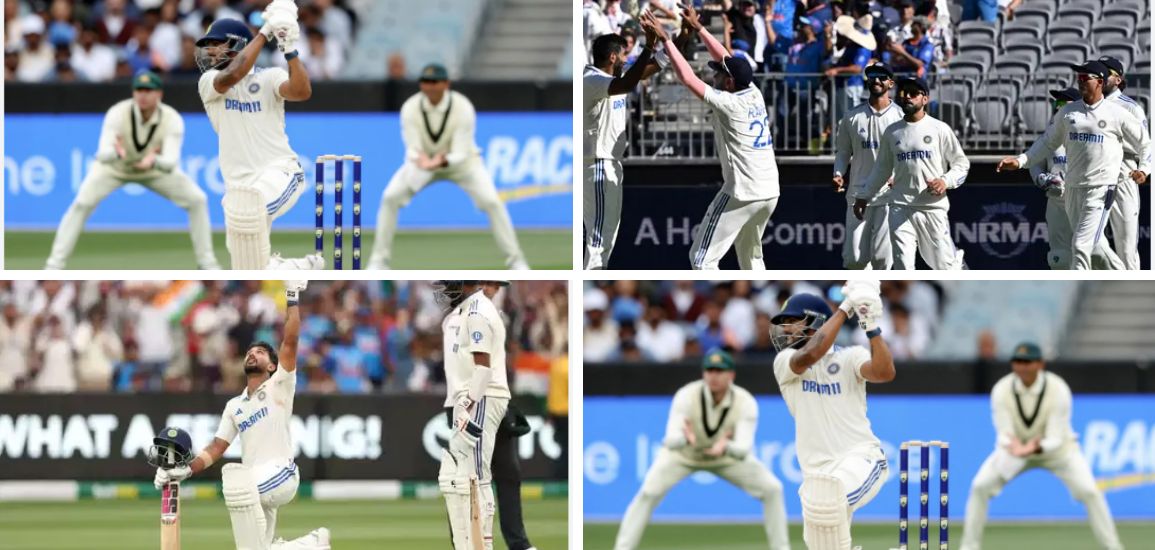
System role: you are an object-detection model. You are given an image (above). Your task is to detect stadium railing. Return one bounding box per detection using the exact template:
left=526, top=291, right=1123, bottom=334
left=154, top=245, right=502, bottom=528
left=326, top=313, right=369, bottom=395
left=628, top=71, right=1151, bottom=159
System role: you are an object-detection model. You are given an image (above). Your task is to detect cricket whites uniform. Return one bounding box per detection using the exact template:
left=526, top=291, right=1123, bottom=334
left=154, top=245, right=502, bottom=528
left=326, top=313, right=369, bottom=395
left=1105, top=88, right=1151, bottom=269
left=1030, top=146, right=1076, bottom=269
left=614, top=380, right=789, bottom=550
left=690, top=84, right=780, bottom=270
left=774, top=346, right=889, bottom=514
left=583, top=64, right=628, bottom=269
left=369, top=90, right=527, bottom=269
left=834, top=101, right=903, bottom=269
left=215, top=365, right=299, bottom=545
left=857, top=114, right=970, bottom=270
left=199, top=66, right=307, bottom=268
left=46, top=98, right=218, bottom=269
left=1015, top=97, right=1151, bottom=270
left=960, top=371, right=1122, bottom=550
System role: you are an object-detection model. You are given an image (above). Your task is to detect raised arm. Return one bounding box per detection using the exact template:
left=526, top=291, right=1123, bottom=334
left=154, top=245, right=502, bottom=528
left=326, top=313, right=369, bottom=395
left=788, top=309, right=848, bottom=374
left=279, top=281, right=305, bottom=373
left=607, top=21, right=659, bottom=95
left=682, top=3, right=728, bottom=62
left=279, top=54, right=312, bottom=101
left=857, top=327, right=896, bottom=382
left=213, top=33, right=268, bottom=94
left=648, top=13, right=708, bottom=99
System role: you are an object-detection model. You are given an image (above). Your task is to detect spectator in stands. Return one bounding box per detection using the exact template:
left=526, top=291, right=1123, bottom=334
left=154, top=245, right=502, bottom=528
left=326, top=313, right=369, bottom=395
left=0, top=300, right=31, bottom=391
left=747, top=312, right=776, bottom=355
left=885, top=302, right=929, bottom=359
left=180, top=0, right=242, bottom=38
left=604, top=0, right=633, bottom=33
left=96, top=0, right=138, bottom=46
left=962, top=0, right=997, bottom=23
left=134, top=288, right=174, bottom=390
left=636, top=303, right=685, bottom=362
left=717, top=282, right=757, bottom=349
left=648, top=0, right=682, bottom=33
left=869, top=0, right=900, bottom=28
left=5, top=0, right=21, bottom=50
left=584, top=288, right=619, bottom=362
left=71, top=24, right=117, bottom=82
left=548, top=344, right=568, bottom=479
left=662, top=280, right=707, bottom=323
left=33, top=315, right=76, bottom=392
left=125, top=23, right=163, bottom=73
left=47, top=0, right=77, bottom=49
left=297, top=26, right=344, bottom=80
left=610, top=280, right=645, bottom=324
left=169, top=34, right=200, bottom=77
left=146, top=3, right=183, bottom=69
left=724, top=0, right=758, bottom=55
left=805, top=0, right=835, bottom=30
left=74, top=306, right=123, bottom=391
left=4, top=47, right=18, bottom=80
left=696, top=301, right=737, bottom=353
left=114, top=340, right=144, bottom=392
left=311, top=0, right=351, bottom=54
left=826, top=14, right=876, bottom=113
left=782, top=17, right=823, bottom=139
left=50, top=52, right=80, bottom=82
left=917, top=2, right=951, bottom=65
left=584, top=0, right=613, bottom=54
left=887, top=0, right=913, bottom=43
left=888, top=18, right=933, bottom=77
left=766, top=0, right=797, bottom=68
left=16, top=15, right=54, bottom=82
left=328, top=328, right=371, bottom=393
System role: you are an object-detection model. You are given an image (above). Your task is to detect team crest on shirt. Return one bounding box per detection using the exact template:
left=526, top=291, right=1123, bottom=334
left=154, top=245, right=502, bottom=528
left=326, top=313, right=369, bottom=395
left=249, top=82, right=260, bottom=94
left=827, top=363, right=841, bottom=375
left=923, top=136, right=932, bottom=144
left=472, top=331, right=483, bottom=343
left=258, top=390, right=266, bottom=401
left=1098, top=120, right=1107, bottom=129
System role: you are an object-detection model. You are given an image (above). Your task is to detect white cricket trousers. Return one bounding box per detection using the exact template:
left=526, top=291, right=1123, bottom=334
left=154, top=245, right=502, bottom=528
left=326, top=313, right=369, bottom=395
left=888, top=205, right=963, bottom=270
left=1067, top=185, right=1117, bottom=271
left=1107, top=177, right=1140, bottom=269
left=689, top=191, right=778, bottom=270
left=1047, top=194, right=1124, bottom=270
left=960, top=447, right=1122, bottom=550
left=613, top=448, right=790, bottom=550
left=583, top=158, right=623, bottom=269
left=843, top=202, right=891, bottom=269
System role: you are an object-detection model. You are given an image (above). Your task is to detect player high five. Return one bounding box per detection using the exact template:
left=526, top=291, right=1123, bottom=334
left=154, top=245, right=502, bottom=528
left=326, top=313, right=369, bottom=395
left=195, top=3, right=321, bottom=270
left=770, top=282, right=896, bottom=549
left=151, top=280, right=330, bottom=550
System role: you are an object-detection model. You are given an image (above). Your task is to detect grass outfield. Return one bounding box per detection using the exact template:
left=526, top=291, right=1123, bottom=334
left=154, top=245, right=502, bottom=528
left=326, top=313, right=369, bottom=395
left=0, top=498, right=567, bottom=550
left=583, top=520, right=1155, bottom=549
left=4, top=229, right=572, bottom=270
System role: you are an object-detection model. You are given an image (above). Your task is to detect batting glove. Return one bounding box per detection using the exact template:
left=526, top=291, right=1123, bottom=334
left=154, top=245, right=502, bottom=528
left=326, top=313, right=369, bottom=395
left=850, top=293, right=883, bottom=333
left=284, top=280, right=308, bottom=305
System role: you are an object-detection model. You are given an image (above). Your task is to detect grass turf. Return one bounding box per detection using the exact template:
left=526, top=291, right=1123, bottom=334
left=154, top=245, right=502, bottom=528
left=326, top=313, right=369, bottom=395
left=582, top=520, right=1155, bottom=549
left=4, top=229, right=571, bottom=270
left=0, top=498, right=567, bottom=550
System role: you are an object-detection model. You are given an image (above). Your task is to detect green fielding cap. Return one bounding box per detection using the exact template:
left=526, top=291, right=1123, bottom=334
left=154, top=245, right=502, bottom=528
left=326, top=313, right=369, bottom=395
left=419, top=63, right=449, bottom=82
left=133, top=70, right=163, bottom=90
left=702, top=348, right=735, bottom=370
left=1011, top=342, right=1043, bottom=362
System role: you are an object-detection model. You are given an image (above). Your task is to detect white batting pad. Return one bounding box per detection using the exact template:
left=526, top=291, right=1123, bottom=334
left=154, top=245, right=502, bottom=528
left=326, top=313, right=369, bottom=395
left=801, top=472, right=852, bottom=550
left=222, top=463, right=269, bottom=550
left=223, top=186, right=271, bottom=269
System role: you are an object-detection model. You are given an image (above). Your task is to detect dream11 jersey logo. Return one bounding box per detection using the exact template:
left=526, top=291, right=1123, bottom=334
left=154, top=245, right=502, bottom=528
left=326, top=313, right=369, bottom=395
left=954, top=202, right=1046, bottom=259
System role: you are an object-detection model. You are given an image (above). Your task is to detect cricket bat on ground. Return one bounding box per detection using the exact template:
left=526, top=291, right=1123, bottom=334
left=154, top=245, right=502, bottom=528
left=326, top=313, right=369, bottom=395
left=160, top=481, right=181, bottom=550
left=469, top=477, right=484, bottom=550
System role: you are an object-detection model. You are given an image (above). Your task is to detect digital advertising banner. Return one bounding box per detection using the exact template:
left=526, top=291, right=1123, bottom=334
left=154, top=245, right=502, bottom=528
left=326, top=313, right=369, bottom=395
left=584, top=395, right=1155, bottom=521
left=608, top=183, right=1150, bottom=269
left=5, top=112, right=572, bottom=229
left=0, top=394, right=563, bottom=481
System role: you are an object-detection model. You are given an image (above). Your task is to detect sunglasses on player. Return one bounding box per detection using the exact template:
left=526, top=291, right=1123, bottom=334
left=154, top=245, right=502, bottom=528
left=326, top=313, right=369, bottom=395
left=1076, top=74, right=1103, bottom=82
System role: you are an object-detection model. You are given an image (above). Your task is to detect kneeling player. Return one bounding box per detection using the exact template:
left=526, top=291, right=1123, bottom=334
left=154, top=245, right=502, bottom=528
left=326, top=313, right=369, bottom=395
left=613, top=349, right=790, bottom=550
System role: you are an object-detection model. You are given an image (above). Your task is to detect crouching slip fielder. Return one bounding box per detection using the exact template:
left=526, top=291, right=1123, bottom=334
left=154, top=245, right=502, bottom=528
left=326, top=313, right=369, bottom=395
left=960, top=342, right=1122, bottom=550
left=770, top=284, right=896, bottom=550
left=196, top=5, right=322, bottom=270
left=440, top=280, right=513, bottom=549
left=854, top=77, right=969, bottom=270
left=46, top=71, right=220, bottom=270
left=367, top=65, right=529, bottom=270
left=613, top=348, right=791, bottom=550
left=153, top=281, right=330, bottom=550
left=654, top=7, right=780, bottom=270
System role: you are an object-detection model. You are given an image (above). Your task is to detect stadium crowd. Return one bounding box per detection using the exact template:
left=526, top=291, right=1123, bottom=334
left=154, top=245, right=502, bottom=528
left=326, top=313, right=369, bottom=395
left=4, top=0, right=358, bottom=83
left=584, top=280, right=943, bottom=363
left=0, top=280, right=569, bottom=400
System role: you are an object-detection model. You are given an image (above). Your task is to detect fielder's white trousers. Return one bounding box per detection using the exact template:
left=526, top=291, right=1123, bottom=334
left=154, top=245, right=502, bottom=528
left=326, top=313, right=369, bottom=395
left=583, top=158, right=623, bottom=270
left=888, top=204, right=963, bottom=270
left=369, top=158, right=525, bottom=268
left=843, top=202, right=891, bottom=270
left=960, top=447, right=1122, bottom=550
left=613, top=447, right=790, bottom=550
left=689, top=191, right=778, bottom=270
left=1046, top=194, right=1124, bottom=270
left=1066, top=185, right=1117, bottom=271
left=46, top=163, right=217, bottom=269
left=1107, top=177, right=1140, bottom=269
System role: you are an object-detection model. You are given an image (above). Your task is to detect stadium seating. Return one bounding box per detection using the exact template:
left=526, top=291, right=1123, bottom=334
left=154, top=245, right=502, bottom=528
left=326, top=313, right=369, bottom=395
left=1097, top=38, right=1139, bottom=71
left=1056, top=2, right=1100, bottom=30
left=1019, top=94, right=1054, bottom=134
left=1064, top=282, right=1155, bottom=360
left=344, top=0, right=484, bottom=79
left=1102, top=0, right=1146, bottom=28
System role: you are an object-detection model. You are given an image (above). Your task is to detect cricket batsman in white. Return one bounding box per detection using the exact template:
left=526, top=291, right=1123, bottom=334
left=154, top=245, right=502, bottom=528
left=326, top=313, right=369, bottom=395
left=152, top=280, right=330, bottom=550
left=833, top=63, right=902, bottom=270
left=613, top=348, right=791, bottom=550
left=998, top=60, right=1150, bottom=270
left=46, top=70, right=220, bottom=270
left=367, top=65, right=529, bottom=270
left=436, top=279, right=513, bottom=549
left=960, top=342, right=1123, bottom=550
left=770, top=282, right=896, bottom=549
left=655, top=6, right=781, bottom=270
left=854, top=76, right=970, bottom=270
left=196, top=3, right=322, bottom=270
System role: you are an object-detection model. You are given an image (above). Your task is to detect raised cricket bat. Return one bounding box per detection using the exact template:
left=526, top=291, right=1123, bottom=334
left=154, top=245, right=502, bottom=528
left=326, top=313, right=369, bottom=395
left=469, top=477, right=484, bottom=550
left=160, top=481, right=181, bottom=550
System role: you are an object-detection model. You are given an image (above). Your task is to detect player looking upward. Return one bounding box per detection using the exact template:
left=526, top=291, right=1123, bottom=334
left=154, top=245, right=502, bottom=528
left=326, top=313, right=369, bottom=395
left=770, top=283, right=895, bottom=550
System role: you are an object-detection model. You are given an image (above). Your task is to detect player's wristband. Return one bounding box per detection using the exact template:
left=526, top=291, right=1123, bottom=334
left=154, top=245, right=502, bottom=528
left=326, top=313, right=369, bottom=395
left=865, top=327, right=882, bottom=339
left=195, top=450, right=214, bottom=470
left=286, top=289, right=299, bottom=306
left=284, top=50, right=299, bottom=61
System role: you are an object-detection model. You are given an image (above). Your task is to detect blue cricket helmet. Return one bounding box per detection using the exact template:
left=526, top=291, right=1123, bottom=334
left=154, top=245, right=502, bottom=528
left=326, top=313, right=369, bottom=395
left=148, top=426, right=194, bottom=468
left=194, top=18, right=252, bottom=72
left=770, top=293, right=833, bottom=352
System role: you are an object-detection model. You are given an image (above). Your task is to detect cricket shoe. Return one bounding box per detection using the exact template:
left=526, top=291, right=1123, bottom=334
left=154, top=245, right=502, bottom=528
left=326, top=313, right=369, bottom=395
left=509, top=258, right=531, bottom=270
left=270, top=527, right=330, bottom=549
left=267, top=252, right=325, bottom=270
left=366, top=257, right=390, bottom=270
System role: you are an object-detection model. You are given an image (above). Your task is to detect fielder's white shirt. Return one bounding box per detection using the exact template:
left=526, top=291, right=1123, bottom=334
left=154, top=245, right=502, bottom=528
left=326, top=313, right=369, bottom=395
left=834, top=101, right=903, bottom=204
left=453, top=290, right=511, bottom=400
left=583, top=65, right=628, bottom=161
left=774, top=346, right=881, bottom=471
left=857, top=114, right=970, bottom=210
left=662, top=380, right=758, bottom=465
left=1029, top=142, right=1067, bottom=185
left=703, top=84, right=780, bottom=201
left=1106, top=88, right=1153, bottom=176
left=399, top=90, right=481, bottom=166
left=199, top=67, right=298, bottom=184
left=93, top=99, right=185, bottom=178
left=990, top=370, right=1077, bottom=456
left=215, top=366, right=296, bottom=466
left=1019, top=97, right=1152, bottom=187
left=441, top=310, right=463, bottom=407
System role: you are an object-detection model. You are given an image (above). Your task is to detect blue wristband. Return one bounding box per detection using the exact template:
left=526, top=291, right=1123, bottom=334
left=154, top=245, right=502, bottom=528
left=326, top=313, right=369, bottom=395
left=284, top=50, right=299, bottom=61
left=866, top=327, right=882, bottom=339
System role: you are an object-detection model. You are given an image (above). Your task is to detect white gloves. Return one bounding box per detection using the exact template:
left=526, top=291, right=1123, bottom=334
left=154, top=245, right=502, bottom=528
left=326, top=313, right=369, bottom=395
left=285, top=280, right=308, bottom=303
left=260, top=0, right=300, bottom=52
left=839, top=280, right=883, bottom=334
left=153, top=465, right=191, bottom=490
left=273, top=22, right=300, bottom=53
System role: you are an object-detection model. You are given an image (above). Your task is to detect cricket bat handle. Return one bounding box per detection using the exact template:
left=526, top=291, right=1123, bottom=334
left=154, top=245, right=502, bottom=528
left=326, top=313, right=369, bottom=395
left=160, top=481, right=181, bottom=550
